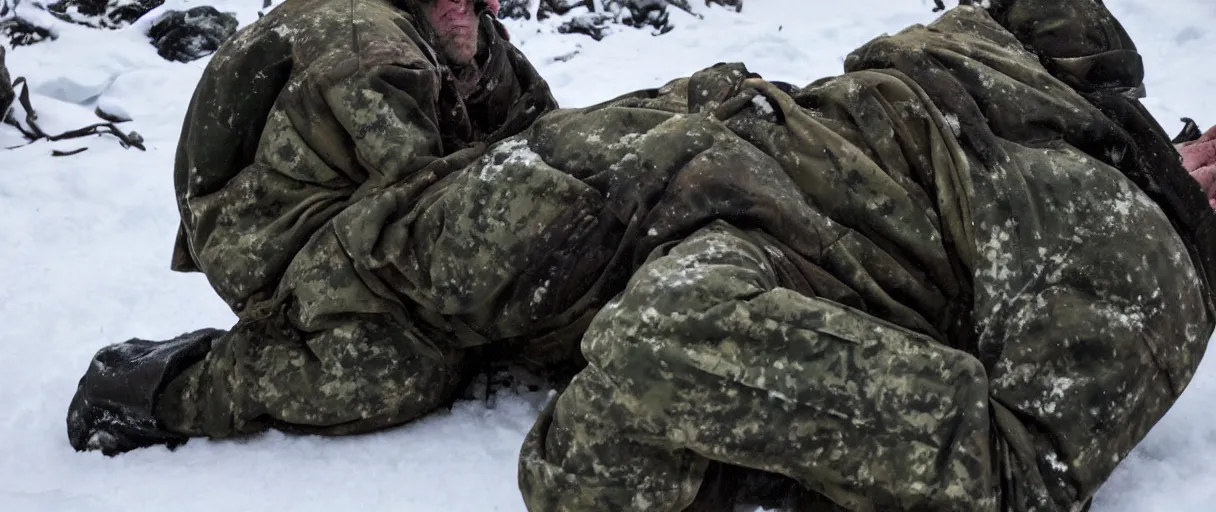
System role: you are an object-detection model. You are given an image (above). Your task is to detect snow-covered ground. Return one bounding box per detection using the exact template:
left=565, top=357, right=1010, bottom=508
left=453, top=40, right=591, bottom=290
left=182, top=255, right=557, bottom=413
left=2, top=0, right=1214, bottom=510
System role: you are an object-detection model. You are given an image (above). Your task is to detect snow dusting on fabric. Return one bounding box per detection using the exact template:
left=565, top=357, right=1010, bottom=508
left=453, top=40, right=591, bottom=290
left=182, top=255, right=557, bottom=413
left=1, top=0, right=1214, bottom=510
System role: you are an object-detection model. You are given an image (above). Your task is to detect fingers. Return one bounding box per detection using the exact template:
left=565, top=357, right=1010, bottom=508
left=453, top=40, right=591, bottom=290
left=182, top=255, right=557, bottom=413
left=1180, top=128, right=1216, bottom=174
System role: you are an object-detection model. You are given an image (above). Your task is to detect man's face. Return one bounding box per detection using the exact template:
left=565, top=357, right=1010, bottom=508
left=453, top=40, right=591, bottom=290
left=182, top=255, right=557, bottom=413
left=425, top=0, right=480, bottom=65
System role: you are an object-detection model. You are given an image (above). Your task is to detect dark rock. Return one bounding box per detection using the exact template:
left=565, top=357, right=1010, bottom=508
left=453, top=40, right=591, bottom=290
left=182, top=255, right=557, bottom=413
left=45, top=0, right=164, bottom=29
left=0, top=45, right=13, bottom=121
left=500, top=0, right=596, bottom=21
left=557, top=12, right=616, bottom=41
left=1, top=15, right=56, bottom=46
left=1, top=0, right=56, bottom=46
left=605, top=0, right=672, bottom=32
left=147, top=6, right=238, bottom=63
left=497, top=0, right=531, bottom=20
left=538, top=0, right=592, bottom=20
left=108, top=0, right=163, bottom=25
left=497, top=0, right=742, bottom=40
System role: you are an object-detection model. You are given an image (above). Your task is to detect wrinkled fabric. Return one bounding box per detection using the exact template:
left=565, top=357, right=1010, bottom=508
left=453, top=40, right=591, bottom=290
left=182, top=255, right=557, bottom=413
left=169, top=0, right=557, bottom=310
left=1179, top=125, right=1216, bottom=209
left=158, top=0, right=560, bottom=437
left=516, top=3, right=1215, bottom=511
left=155, top=0, right=1214, bottom=510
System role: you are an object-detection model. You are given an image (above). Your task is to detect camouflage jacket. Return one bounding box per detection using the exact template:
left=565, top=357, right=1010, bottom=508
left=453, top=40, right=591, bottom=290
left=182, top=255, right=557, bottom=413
left=164, top=0, right=1214, bottom=507
left=168, top=0, right=1214, bottom=386
left=169, top=0, right=557, bottom=313
left=501, top=5, right=1216, bottom=508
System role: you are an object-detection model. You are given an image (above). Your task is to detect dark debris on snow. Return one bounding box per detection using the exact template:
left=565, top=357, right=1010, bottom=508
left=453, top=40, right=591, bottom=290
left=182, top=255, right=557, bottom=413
left=147, top=6, right=238, bottom=63
left=498, top=0, right=743, bottom=39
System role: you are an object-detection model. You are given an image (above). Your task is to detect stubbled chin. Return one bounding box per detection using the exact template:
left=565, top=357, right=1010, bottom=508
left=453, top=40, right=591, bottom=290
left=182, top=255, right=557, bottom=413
left=438, top=24, right=477, bottom=62
left=446, top=40, right=478, bottom=65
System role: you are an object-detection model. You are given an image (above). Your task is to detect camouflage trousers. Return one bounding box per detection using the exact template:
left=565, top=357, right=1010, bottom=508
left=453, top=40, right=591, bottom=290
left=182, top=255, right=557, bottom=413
left=156, top=309, right=469, bottom=438
left=152, top=4, right=1213, bottom=511
left=513, top=4, right=1216, bottom=510
left=516, top=216, right=1206, bottom=512
left=517, top=221, right=994, bottom=511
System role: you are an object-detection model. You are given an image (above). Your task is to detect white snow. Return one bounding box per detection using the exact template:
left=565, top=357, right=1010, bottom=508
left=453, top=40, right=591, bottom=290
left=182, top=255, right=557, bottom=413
left=944, top=112, right=962, bottom=137
left=2, top=0, right=1215, bottom=510
left=751, top=93, right=775, bottom=115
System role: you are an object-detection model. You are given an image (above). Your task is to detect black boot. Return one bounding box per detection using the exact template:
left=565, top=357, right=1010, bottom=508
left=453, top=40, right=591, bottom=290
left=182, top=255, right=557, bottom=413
left=66, top=328, right=222, bottom=456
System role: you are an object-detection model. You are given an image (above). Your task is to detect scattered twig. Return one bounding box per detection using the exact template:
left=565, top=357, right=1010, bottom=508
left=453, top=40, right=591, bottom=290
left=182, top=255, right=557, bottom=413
left=4, top=77, right=146, bottom=153
left=93, top=106, right=131, bottom=123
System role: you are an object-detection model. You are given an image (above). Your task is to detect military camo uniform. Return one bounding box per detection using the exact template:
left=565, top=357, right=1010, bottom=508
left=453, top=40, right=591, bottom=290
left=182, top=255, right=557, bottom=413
left=76, top=0, right=1216, bottom=510
left=515, top=4, right=1215, bottom=510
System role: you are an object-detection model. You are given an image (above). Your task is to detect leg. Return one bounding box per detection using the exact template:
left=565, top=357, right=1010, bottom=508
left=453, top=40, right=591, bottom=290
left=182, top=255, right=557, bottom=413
left=67, top=307, right=466, bottom=449
left=516, top=2, right=1212, bottom=510
left=156, top=221, right=469, bottom=439
left=68, top=225, right=467, bottom=452
left=518, top=221, right=996, bottom=511
left=848, top=4, right=1213, bottom=508
left=155, top=311, right=465, bottom=438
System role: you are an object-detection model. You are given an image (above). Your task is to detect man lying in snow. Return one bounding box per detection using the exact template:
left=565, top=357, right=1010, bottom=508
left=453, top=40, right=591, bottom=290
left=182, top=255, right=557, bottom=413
left=67, top=0, right=1216, bottom=510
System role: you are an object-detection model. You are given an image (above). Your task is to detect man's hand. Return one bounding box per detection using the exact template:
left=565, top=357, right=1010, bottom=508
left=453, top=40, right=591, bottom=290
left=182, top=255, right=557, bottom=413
left=1179, top=124, right=1216, bottom=210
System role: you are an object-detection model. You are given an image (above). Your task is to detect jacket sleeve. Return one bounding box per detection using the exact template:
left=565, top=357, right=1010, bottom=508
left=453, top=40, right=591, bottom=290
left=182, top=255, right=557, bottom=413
left=990, top=0, right=1216, bottom=317
left=845, top=5, right=1214, bottom=508
left=175, top=39, right=475, bottom=314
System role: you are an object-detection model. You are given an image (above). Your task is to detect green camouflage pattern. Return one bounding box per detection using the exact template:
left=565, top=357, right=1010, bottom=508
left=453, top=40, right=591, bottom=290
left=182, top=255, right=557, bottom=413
left=516, top=4, right=1215, bottom=512
left=159, top=0, right=567, bottom=436
left=156, top=0, right=1216, bottom=510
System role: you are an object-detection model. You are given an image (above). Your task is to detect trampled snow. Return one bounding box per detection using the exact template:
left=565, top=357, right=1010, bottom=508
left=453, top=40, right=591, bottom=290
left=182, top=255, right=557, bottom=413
left=2, top=0, right=1215, bottom=510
